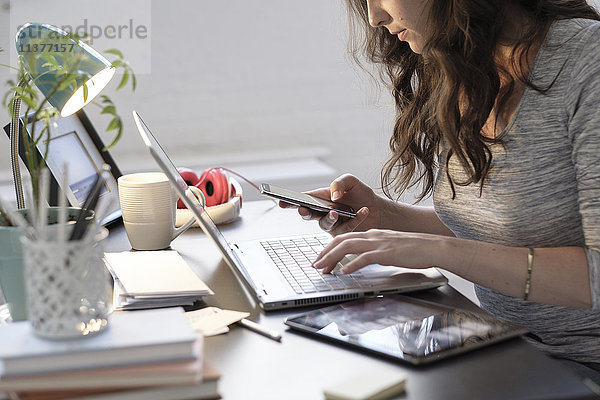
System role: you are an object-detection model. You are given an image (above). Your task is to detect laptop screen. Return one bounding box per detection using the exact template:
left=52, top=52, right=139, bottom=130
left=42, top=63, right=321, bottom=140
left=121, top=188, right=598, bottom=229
left=132, top=111, right=250, bottom=284
left=134, top=113, right=189, bottom=195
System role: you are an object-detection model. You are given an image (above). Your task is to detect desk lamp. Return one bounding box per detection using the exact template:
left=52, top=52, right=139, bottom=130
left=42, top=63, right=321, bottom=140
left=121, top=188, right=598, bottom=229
left=9, top=22, right=116, bottom=208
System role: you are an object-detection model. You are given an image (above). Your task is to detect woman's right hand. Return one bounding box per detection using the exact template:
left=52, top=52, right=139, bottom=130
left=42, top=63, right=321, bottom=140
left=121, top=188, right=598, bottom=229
left=279, top=174, right=383, bottom=236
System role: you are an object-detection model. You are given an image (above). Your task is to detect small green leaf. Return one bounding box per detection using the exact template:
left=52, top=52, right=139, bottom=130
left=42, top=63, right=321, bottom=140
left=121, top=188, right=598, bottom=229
left=106, top=116, right=120, bottom=132
left=104, top=48, right=124, bottom=58
left=58, top=77, right=77, bottom=92
left=83, top=83, right=89, bottom=102
left=117, top=69, right=129, bottom=90
left=101, top=105, right=116, bottom=115
left=103, top=125, right=122, bottom=150
left=11, top=86, right=24, bottom=96
left=131, top=72, right=137, bottom=91
left=20, top=95, right=38, bottom=110
left=22, top=86, right=38, bottom=98
left=39, top=53, right=58, bottom=67
left=111, top=60, right=124, bottom=68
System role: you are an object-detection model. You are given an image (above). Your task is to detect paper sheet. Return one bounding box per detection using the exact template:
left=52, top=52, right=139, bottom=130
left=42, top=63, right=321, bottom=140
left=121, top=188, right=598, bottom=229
left=111, top=277, right=197, bottom=311
left=185, top=307, right=250, bottom=337
left=104, top=250, right=213, bottom=297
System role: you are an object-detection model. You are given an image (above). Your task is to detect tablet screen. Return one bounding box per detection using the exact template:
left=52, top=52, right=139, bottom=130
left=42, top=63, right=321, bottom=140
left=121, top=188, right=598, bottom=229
left=284, top=295, right=526, bottom=364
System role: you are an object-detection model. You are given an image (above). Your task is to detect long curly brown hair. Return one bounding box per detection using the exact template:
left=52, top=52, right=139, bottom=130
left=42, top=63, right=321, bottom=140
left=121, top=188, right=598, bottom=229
left=345, top=0, right=600, bottom=201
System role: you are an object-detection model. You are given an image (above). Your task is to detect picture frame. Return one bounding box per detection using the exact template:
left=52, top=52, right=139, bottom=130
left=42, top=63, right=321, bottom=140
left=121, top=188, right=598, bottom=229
left=4, top=110, right=122, bottom=228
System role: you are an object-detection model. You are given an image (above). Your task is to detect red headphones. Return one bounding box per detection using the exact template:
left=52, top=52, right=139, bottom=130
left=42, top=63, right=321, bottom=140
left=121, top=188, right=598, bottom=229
left=177, top=167, right=238, bottom=208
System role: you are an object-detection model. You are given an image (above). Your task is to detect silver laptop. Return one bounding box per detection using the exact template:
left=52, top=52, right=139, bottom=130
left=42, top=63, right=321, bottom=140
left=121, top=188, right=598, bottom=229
left=133, top=111, right=448, bottom=311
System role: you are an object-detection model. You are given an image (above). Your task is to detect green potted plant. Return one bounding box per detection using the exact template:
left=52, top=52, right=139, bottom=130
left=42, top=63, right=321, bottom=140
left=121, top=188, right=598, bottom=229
left=0, top=22, right=135, bottom=321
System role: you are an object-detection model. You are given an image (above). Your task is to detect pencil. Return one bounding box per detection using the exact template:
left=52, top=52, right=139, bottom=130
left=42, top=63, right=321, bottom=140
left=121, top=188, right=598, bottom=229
left=237, top=318, right=282, bottom=342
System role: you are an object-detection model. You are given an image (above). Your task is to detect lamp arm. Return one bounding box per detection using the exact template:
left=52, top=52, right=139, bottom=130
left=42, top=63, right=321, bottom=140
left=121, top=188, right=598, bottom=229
left=10, top=79, right=27, bottom=209
left=10, top=61, right=85, bottom=210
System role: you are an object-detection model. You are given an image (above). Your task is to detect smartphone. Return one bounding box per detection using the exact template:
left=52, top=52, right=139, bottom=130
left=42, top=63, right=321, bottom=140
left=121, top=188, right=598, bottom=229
left=260, top=183, right=357, bottom=218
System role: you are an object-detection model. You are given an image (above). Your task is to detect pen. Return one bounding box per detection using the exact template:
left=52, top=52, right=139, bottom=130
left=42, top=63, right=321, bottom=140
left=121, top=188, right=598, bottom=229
left=38, top=169, right=50, bottom=241
left=237, top=318, right=282, bottom=342
left=70, top=164, right=111, bottom=241
left=57, top=163, right=68, bottom=244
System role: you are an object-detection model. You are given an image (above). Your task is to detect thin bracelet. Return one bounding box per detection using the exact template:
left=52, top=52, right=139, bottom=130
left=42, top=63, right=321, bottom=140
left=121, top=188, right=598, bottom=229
left=524, top=248, right=534, bottom=301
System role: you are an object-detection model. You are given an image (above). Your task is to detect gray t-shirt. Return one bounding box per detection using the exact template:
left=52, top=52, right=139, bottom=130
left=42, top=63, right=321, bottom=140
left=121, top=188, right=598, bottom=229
left=433, top=18, right=600, bottom=363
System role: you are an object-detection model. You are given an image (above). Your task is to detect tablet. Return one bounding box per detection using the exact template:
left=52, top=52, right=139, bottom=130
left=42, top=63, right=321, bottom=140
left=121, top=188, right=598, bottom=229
left=284, top=295, right=527, bottom=365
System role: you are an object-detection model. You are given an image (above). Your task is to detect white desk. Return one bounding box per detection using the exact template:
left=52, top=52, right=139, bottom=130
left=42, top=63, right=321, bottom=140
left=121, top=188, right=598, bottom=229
left=105, top=200, right=599, bottom=400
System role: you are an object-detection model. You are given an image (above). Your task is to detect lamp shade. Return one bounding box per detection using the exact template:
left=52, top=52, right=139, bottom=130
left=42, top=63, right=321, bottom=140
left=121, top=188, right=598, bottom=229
left=15, top=22, right=116, bottom=117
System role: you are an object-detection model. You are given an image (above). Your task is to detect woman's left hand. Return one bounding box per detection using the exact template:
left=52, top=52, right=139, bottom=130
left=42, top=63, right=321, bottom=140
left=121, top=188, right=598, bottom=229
left=312, top=229, right=444, bottom=274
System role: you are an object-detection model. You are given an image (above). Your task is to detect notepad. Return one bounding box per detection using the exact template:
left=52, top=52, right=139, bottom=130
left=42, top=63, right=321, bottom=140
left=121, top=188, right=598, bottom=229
left=111, top=276, right=199, bottom=311
left=323, top=370, right=407, bottom=400
left=104, top=250, right=213, bottom=298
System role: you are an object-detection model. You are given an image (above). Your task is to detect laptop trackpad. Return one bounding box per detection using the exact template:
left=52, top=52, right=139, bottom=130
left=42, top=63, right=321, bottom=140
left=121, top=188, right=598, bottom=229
left=336, top=256, right=443, bottom=286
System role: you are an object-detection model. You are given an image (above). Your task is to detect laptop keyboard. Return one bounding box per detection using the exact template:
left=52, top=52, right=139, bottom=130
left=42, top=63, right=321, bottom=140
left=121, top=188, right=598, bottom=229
left=260, top=235, right=363, bottom=294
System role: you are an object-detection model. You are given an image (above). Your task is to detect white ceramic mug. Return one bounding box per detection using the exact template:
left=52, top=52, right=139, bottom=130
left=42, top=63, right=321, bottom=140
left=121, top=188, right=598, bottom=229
left=118, top=172, right=195, bottom=250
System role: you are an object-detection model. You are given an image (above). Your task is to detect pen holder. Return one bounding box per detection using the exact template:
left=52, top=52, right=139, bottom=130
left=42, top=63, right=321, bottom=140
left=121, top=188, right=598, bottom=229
left=21, top=228, right=113, bottom=339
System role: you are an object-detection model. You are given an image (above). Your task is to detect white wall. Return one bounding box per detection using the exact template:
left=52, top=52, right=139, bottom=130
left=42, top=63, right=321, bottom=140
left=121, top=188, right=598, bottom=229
left=0, top=0, right=395, bottom=201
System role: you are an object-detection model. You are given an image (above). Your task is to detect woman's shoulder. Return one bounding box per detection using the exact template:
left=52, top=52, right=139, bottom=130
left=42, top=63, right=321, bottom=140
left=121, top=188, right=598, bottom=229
left=555, top=17, right=600, bottom=29
left=537, top=18, right=600, bottom=83
left=547, top=18, right=600, bottom=48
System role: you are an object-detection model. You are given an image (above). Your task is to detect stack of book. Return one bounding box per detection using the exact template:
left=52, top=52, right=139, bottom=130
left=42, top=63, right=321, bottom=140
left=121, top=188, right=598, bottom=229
left=103, top=250, right=214, bottom=310
left=0, top=308, right=220, bottom=400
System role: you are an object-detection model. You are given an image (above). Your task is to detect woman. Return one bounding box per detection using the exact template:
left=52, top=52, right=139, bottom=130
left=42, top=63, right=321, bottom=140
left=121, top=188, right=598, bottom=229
left=285, top=0, right=600, bottom=385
